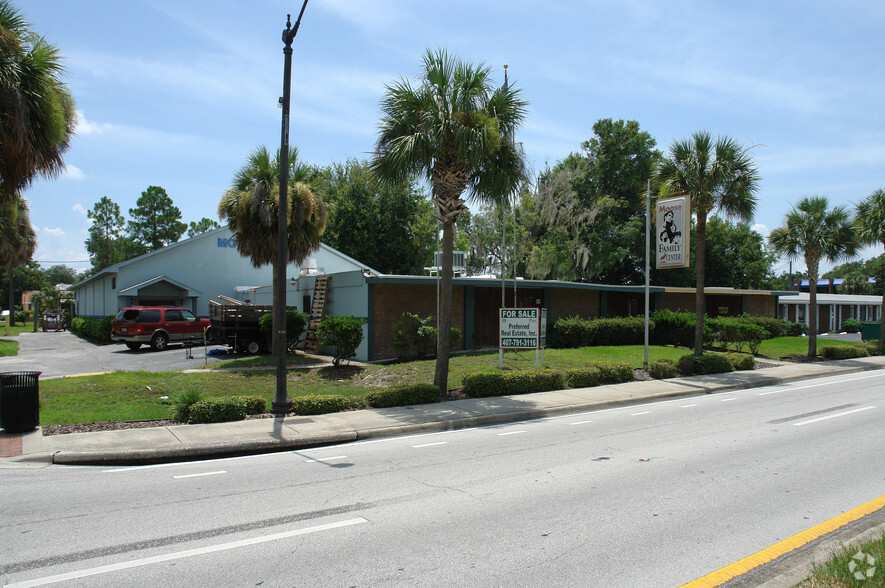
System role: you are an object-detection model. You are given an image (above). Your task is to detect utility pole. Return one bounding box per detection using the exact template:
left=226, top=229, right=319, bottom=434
left=273, top=2, right=308, bottom=415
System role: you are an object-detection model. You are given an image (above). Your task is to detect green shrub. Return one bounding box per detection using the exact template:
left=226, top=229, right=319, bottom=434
left=784, top=321, right=807, bottom=336
left=259, top=309, right=308, bottom=351
left=650, top=310, right=695, bottom=348
left=724, top=352, right=755, bottom=371
left=564, top=366, right=603, bottom=388
left=188, top=396, right=267, bottom=424
left=677, top=352, right=734, bottom=376
left=318, top=315, right=365, bottom=366
left=820, top=345, right=869, bottom=360
left=550, top=316, right=649, bottom=348
left=705, top=318, right=767, bottom=354
left=70, top=315, right=114, bottom=343
left=391, top=313, right=462, bottom=360
left=364, top=384, right=441, bottom=408
left=292, top=394, right=357, bottom=415
left=841, top=318, right=862, bottom=333
left=860, top=342, right=885, bottom=356
left=586, top=361, right=634, bottom=384
left=735, top=315, right=787, bottom=338
left=549, top=316, right=591, bottom=349
left=461, top=373, right=508, bottom=398
left=171, top=388, right=203, bottom=422
left=462, top=370, right=566, bottom=398
left=648, top=359, right=679, bottom=379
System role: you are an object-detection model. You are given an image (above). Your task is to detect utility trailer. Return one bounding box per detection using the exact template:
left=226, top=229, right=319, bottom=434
left=205, top=300, right=271, bottom=354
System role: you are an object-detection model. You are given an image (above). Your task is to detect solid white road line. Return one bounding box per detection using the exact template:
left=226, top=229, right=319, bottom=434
left=172, top=471, right=226, bottom=479
left=680, top=404, right=698, bottom=408
left=757, top=372, right=884, bottom=396
left=568, top=420, right=594, bottom=425
left=630, top=411, right=651, bottom=416
left=792, top=406, right=877, bottom=427
left=6, top=518, right=369, bottom=588
left=412, top=441, right=449, bottom=448
left=720, top=398, right=737, bottom=402
left=497, top=430, right=527, bottom=436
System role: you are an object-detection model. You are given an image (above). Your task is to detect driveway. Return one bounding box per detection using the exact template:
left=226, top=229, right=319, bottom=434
left=0, top=331, right=235, bottom=379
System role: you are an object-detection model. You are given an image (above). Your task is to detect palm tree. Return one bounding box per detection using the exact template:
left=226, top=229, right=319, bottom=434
left=0, top=1, right=76, bottom=203
left=0, top=197, right=36, bottom=315
left=371, top=48, right=528, bottom=396
left=769, top=196, right=857, bottom=358
left=218, top=146, right=326, bottom=353
left=853, top=188, right=885, bottom=344
left=658, top=131, right=760, bottom=355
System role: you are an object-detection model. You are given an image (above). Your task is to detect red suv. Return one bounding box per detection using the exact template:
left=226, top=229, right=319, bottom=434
left=111, top=306, right=210, bottom=351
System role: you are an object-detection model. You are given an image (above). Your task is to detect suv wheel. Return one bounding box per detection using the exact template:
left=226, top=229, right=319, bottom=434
left=151, top=332, right=169, bottom=351
left=126, top=343, right=142, bottom=351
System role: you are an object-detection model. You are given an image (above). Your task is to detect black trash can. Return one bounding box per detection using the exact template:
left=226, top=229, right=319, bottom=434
left=0, top=371, right=41, bottom=433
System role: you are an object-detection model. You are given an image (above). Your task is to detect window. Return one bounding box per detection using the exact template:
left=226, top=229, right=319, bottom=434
left=165, top=309, right=183, bottom=322
left=182, top=310, right=197, bottom=322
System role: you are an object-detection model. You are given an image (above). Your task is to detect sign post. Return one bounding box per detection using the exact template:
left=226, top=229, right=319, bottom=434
left=499, top=308, right=546, bottom=369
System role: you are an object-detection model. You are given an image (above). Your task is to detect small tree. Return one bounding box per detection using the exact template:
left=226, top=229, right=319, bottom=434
left=317, top=315, right=364, bottom=367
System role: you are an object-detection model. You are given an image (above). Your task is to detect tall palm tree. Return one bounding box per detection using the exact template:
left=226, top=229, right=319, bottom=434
left=658, top=131, right=760, bottom=355
left=769, top=196, right=857, bottom=358
left=0, top=1, right=76, bottom=203
left=853, top=188, right=885, bottom=344
left=0, top=197, right=36, bottom=314
left=218, top=146, right=326, bottom=353
left=371, top=48, right=528, bottom=396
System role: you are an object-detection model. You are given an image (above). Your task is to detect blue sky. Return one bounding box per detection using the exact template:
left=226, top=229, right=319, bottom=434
left=21, top=0, right=885, bottom=276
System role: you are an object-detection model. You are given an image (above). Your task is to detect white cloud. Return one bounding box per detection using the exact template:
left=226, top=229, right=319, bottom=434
left=62, top=164, right=86, bottom=180
left=752, top=224, right=770, bottom=239
left=74, top=111, right=113, bottom=135
left=40, top=227, right=65, bottom=239
left=73, top=204, right=87, bottom=216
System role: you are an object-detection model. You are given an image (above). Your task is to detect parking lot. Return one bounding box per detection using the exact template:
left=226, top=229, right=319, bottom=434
left=0, top=330, right=236, bottom=379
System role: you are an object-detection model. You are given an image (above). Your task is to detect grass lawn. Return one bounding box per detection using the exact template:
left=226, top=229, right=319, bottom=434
left=796, top=531, right=885, bottom=587
left=38, top=345, right=689, bottom=426
left=756, top=336, right=862, bottom=360
left=0, top=321, right=37, bottom=337
left=0, top=339, right=18, bottom=356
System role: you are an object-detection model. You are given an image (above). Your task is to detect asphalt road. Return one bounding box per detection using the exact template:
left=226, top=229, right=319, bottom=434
left=2, top=369, right=882, bottom=586
left=0, top=331, right=239, bottom=378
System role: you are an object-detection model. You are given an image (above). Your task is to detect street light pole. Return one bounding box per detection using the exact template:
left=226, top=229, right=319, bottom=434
left=273, top=2, right=308, bottom=415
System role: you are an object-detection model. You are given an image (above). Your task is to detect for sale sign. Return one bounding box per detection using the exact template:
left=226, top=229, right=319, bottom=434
left=656, top=196, right=690, bottom=269
left=500, top=308, right=543, bottom=349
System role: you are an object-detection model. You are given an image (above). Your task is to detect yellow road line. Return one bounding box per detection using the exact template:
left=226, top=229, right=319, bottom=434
left=61, top=371, right=112, bottom=378
left=682, top=494, right=885, bottom=587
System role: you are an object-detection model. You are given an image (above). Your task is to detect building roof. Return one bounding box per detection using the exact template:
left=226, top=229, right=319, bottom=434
left=778, top=292, right=882, bottom=305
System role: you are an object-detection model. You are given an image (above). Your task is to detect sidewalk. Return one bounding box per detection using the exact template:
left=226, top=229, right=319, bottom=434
left=3, top=355, right=883, bottom=467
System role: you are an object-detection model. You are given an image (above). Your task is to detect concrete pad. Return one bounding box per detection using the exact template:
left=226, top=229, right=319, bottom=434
left=43, top=426, right=181, bottom=452
left=167, top=418, right=302, bottom=444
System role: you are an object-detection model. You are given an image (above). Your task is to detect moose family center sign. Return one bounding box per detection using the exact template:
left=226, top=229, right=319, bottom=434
left=655, top=196, right=690, bottom=269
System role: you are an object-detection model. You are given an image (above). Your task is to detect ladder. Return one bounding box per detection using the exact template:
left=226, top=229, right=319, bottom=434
left=304, top=276, right=331, bottom=353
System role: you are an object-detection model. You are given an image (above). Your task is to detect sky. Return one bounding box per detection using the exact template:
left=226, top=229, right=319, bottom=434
left=19, top=0, right=885, bottom=277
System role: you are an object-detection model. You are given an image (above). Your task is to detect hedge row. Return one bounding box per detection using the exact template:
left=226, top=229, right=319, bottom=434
left=188, top=396, right=267, bottom=424
left=648, top=352, right=754, bottom=379
left=461, top=361, right=634, bottom=398
left=550, top=311, right=806, bottom=353
left=69, top=316, right=114, bottom=343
